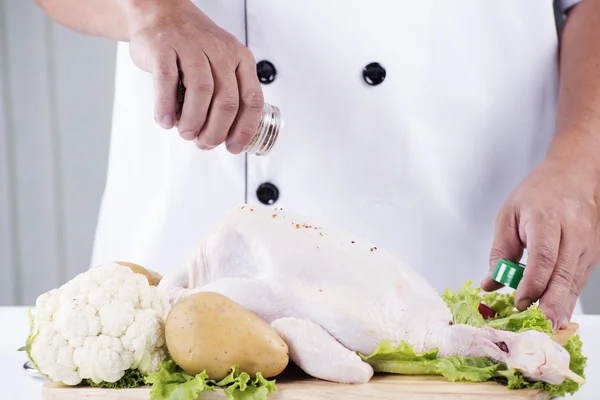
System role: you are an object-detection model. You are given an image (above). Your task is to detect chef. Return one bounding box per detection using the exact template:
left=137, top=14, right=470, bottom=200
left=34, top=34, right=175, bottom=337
left=35, top=0, right=600, bottom=331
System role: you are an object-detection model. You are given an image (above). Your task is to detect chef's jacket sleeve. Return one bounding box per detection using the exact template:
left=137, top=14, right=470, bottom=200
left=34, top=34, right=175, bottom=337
left=555, top=0, right=582, bottom=13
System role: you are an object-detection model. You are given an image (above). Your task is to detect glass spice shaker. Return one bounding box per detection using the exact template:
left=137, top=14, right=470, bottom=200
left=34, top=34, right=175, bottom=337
left=175, top=79, right=283, bottom=156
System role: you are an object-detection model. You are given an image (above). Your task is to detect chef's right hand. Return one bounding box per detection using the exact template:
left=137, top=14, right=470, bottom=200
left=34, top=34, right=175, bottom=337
left=127, top=0, right=264, bottom=154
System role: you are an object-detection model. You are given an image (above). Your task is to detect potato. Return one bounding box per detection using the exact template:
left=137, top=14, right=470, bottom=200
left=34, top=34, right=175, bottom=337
left=165, top=291, right=289, bottom=380
left=116, top=261, right=162, bottom=286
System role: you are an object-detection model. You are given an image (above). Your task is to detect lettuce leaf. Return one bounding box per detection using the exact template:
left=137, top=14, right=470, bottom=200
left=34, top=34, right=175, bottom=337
left=85, top=369, right=147, bottom=389
left=358, top=341, right=438, bottom=375
left=484, top=304, right=552, bottom=334
left=482, top=291, right=517, bottom=318
left=359, top=341, right=502, bottom=382
left=144, top=360, right=277, bottom=400
left=442, top=281, right=554, bottom=334
left=145, top=360, right=214, bottom=400
left=363, top=281, right=586, bottom=397
left=216, top=366, right=277, bottom=400
left=441, top=282, right=486, bottom=328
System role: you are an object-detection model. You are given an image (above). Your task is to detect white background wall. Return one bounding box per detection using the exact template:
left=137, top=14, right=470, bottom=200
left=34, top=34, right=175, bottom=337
left=0, top=1, right=116, bottom=305
left=0, top=1, right=599, bottom=311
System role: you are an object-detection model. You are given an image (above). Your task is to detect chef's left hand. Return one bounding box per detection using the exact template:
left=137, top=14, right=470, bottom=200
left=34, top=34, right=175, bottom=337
left=481, top=154, right=600, bottom=331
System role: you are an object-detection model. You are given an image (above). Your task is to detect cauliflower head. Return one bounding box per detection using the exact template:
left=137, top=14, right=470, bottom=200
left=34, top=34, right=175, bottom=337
left=26, top=262, right=171, bottom=385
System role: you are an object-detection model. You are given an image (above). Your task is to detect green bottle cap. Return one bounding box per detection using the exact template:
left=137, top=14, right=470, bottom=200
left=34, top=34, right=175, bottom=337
left=491, top=259, right=525, bottom=289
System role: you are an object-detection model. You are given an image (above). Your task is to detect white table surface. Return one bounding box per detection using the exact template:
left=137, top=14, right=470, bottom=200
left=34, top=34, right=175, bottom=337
left=1, top=306, right=599, bottom=399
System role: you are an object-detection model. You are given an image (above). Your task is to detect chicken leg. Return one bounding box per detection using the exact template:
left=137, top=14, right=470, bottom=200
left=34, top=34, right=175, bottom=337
left=271, top=317, right=374, bottom=384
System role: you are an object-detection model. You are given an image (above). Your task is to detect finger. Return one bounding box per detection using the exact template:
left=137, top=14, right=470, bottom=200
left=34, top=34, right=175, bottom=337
left=177, top=51, right=214, bottom=141
left=152, top=46, right=179, bottom=130
left=514, top=217, right=561, bottom=311
left=481, top=207, right=524, bottom=291
left=194, top=59, right=240, bottom=150
left=565, top=261, right=594, bottom=321
left=225, top=53, right=264, bottom=154
left=537, top=231, right=578, bottom=330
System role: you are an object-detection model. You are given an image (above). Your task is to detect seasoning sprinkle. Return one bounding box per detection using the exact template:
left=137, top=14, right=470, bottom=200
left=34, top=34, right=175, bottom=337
left=351, top=240, right=355, bottom=244
left=296, top=224, right=300, bottom=229
left=272, top=214, right=277, bottom=218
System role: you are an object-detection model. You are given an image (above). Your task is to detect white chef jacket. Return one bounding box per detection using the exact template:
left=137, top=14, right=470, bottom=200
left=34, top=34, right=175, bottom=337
left=90, top=0, right=584, bottom=313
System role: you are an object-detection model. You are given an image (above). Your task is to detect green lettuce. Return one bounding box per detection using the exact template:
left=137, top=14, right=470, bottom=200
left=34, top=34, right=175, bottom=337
left=85, top=369, right=147, bottom=389
left=144, top=360, right=277, bottom=400
left=145, top=360, right=214, bottom=400
left=443, top=282, right=553, bottom=334
left=359, top=341, right=502, bottom=382
left=361, top=281, right=586, bottom=398
left=482, top=291, right=517, bottom=318
left=441, top=281, right=486, bottom=328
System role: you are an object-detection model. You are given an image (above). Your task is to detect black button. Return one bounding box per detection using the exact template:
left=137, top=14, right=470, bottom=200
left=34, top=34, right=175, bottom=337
left=362, top=62, right=386, bottom=86
left=256, top=182, right=279, bottom=205
left=256, top=60, right=277, bottom=84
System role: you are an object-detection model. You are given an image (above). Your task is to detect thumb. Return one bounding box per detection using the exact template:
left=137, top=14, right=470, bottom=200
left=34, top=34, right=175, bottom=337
left=481, top=208, right=524, bottom=291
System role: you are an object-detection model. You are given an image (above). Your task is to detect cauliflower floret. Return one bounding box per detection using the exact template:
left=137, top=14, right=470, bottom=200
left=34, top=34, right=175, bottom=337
left=27, top=262, right=171, bottom=385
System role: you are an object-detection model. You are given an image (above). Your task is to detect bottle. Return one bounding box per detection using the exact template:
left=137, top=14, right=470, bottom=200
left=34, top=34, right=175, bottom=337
left=175, top=81, right=283, bottom=156
left=243, top=102, right=283, bottom=156
left=491, top=259, right=525, bottom=289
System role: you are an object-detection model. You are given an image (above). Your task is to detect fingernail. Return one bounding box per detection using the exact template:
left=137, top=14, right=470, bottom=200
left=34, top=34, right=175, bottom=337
left=227, top=143, right=243, bottom=154
left=161, top=114, right=174, bottom=129
left=195, top=141, right=215, bottom=150
left=179, top=130, right=197, bottom=141
left=516, top=298, right=533, bottom=310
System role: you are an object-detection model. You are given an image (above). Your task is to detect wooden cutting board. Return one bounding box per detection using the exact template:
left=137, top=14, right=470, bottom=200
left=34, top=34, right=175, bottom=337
left=42, top=375, right=548, bottom=400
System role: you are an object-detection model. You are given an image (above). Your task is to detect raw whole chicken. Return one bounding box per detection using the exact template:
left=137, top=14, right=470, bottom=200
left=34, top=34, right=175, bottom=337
left=158, top=205, right=584, bottom=386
